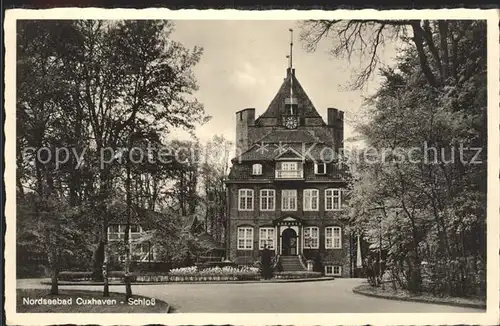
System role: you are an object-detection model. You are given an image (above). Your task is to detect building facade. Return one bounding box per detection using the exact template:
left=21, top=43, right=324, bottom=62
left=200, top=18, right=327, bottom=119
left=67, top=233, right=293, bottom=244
left=225, top=67, right=351, bottom=277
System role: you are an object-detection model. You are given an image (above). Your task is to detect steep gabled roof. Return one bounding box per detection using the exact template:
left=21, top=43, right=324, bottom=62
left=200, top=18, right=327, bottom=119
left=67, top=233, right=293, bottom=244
left=256, top=69, right=324, bottom=122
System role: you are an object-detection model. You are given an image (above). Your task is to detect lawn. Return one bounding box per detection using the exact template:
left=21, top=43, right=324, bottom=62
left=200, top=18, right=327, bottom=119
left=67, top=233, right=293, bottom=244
left=17, top=289, right=170, bottom=313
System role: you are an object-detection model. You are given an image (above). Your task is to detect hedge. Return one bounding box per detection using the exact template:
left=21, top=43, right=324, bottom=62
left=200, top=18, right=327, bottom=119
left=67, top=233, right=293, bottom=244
left=58, top=271, right=146, bottom=282
left=274, top=271, right=323, bottom=279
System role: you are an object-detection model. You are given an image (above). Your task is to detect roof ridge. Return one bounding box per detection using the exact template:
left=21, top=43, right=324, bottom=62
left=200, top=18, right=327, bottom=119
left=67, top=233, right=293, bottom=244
left=274, top=146, right=304, bottom=160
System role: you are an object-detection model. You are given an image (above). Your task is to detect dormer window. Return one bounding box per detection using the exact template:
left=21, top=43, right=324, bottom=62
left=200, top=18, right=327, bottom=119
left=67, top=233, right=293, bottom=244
left=252, top=163, right=263, bottom=175
left=276, top=161, right=303, bottom=179
left=315, top=162, right=327, bottom=175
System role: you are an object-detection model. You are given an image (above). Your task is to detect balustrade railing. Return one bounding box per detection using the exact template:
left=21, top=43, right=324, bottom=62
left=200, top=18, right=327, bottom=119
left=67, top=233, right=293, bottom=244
left=275, top=170, right=303, bottom=179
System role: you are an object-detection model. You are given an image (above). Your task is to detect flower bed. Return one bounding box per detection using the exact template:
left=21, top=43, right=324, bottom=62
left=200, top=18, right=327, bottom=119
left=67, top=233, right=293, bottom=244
left=168, top=266, right=260, bottom=282
left=58, top=268, right=326, bottom=283
left=58, top=271, right=166, bottom=283
left=274, top=271, right=323, bottom=279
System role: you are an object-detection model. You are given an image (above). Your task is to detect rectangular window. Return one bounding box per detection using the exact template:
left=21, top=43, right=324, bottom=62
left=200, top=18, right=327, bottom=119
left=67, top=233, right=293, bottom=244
left=303, top=226, right=319, bottom=249
left=325, top=189, right=342, bottom=211
left=276, top=161, right=303, bottom=178
left=325, top=265, right=342, bottom=276
left=259, top=227, right=275, bottom=250
left=237, top=227, right=253, bottom=250
left=315, top=162, right=326, bottom=175
left=130, top=225, right=141, bottom=239
left=281, top=162, right=298, bottom=171
left=108, top=224, right=142, bottom=241
left=325, top=226, right=342, bottom=249
left=281, top=189, right=297, bottom=211
left=303, top=189, right=319, bottom=211
left=260, top=189, right=275, bottom=211
left=108, top=224, right=121, bottom=241
left=238, top=189, right=254, bottom=211
left=252, top=164, right=263, bottom=175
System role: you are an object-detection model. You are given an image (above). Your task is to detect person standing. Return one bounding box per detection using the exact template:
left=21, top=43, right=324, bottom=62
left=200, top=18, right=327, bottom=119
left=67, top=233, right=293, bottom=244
left=261, top=245, right=273, bottom=280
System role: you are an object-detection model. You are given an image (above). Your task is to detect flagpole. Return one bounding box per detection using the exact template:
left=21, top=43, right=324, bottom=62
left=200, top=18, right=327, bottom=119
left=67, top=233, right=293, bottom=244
left=289, top=28, right=294, bottom=115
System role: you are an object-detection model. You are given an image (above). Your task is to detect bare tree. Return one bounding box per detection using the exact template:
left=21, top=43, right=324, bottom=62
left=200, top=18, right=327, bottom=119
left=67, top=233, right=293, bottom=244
left=300, top=20, right=480, bottom=90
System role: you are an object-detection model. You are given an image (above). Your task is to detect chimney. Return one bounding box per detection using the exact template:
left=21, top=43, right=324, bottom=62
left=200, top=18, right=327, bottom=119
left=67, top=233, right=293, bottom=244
left=327, top=108, right=344, bottom=152
left=327, top=108, right=338, bottom=126
left=235, top=108, right=255, bottom=153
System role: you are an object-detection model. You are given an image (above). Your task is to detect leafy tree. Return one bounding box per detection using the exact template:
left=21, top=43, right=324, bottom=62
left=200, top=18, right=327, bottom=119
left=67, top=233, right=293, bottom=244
left=17, top=193, right=88, bottom=294
left=200, top=135, right=232, bottom=244
left=315, top=21, right=488, bottom=296
left=16, top=20, right=209, bottom=297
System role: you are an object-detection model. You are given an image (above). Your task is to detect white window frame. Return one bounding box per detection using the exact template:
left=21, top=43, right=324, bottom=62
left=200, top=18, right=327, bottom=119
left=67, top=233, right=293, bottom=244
left=325, top=226, right=342, bottom=249
left=252, top=163, right=263, bottom=175
left=238, top=189, right=254, bottom=211
left=237, top=227, right=254, bottom=250
left=108, top=224, right=142, bottom=241
left=108, top=224, right=123, bottom=241
left=259, top=227, right=276, bottom=250
left=281, top=189, right=297, bottom=211
left=303, top=226, right=319, bottom=249
left=325, top=265, right=342, bottom=276
left=303, top=189, right=319, bottom=211
left=281, top=162, right=298, bottom=171
left=325, top=188, right=342, bottom=211
left=314, top=162, right=327, bottom=175
left=260, top=189, right=275, bottom=211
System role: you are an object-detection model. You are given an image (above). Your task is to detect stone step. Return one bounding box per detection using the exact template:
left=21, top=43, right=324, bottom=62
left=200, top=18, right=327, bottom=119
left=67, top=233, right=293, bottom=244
left=278, top=256, right=306, bottom=272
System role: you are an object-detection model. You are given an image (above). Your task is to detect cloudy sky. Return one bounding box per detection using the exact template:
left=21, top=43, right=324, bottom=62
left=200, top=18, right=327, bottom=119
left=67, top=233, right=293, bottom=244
left=170, top=20, right=401, bottom=147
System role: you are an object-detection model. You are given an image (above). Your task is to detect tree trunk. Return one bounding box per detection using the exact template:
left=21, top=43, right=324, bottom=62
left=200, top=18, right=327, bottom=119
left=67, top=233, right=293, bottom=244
left=50, top=271, right=59, bottom=295
left=99, top=168, right=111, bottom=297
left=179, top=170, right=186, bottom=216
left=92, top=242, right=104, bottom=281
left=410, top=21, right=439, bottom=88
left=49, top=247, right=59, bottom=295
left=124, top=133, right=133, bottom=300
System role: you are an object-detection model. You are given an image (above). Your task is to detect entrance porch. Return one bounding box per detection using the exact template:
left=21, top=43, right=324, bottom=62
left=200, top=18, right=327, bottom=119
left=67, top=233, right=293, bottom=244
left=273, top=216, right=303, bottom=256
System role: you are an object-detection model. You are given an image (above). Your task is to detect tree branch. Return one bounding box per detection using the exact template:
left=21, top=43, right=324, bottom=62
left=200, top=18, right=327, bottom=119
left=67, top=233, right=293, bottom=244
left=410, top=21, right=439, bottom=88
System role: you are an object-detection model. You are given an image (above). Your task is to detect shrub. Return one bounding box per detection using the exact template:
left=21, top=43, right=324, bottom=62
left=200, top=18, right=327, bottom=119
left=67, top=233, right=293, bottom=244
left=59, top=271, right=141, bottom=282
left=59, top=271, right=94, bottom=281
left=313, top=254, right=324, bottom=274
left=17, top=264, right=48, bottom=278
left=131, top=261, right=171, bottom=272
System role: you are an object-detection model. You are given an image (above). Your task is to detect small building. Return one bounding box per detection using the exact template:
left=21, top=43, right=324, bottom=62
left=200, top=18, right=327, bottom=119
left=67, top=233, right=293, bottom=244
left=107, top=207, right=224, bottom=270
left=107, top=207, right=163, bottom=266
left=225, top=66, right=351, bottom=277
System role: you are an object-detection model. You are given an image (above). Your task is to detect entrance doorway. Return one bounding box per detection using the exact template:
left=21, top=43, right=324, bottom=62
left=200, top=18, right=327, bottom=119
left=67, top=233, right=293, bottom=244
left=281, top=228, right=298, bottom=255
